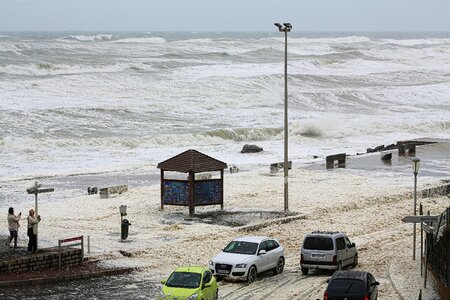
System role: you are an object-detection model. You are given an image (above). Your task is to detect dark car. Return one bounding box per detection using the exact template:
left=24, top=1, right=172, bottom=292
left=324, top=270, right=379, bottom=300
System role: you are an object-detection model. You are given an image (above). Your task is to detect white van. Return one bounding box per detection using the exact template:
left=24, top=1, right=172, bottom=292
left=300, top=231, right=358, bottom=275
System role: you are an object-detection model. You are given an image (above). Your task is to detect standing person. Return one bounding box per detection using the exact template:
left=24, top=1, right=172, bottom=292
left=27, top=209, right=41, bottom=253
left=7, top=207, right=21, bottom=248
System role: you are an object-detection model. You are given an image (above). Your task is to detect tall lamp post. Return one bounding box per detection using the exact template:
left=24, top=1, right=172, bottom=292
left=412, top=157, right=420, bottom=260
left=274, top=22, right=292, bottom=212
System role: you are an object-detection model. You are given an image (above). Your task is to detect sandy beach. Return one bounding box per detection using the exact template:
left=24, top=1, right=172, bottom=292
left=2, top=149, right=448, bottom=299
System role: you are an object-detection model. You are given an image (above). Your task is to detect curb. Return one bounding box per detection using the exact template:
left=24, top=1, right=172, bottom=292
left=234, top=214, right=306, bottom=232
left=388, top=261, right=405, bottom=300
left=0, top=266, right=135, bottom=288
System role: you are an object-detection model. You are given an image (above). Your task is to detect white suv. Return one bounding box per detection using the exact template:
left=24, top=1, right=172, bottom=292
left=300, top=231, right=358, bottom=275
left=209, top=236, right=285, bottom=283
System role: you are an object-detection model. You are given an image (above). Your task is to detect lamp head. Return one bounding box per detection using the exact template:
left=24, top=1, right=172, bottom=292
left=283, top=23, right=292, bottom=28
left=411, top=157, right=420, bottom=174
left=274, top=23, right=282, bottom=30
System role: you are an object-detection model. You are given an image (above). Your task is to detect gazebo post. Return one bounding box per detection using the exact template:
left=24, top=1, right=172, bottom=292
left=160, top=169, right=164, bottom=210
left=220, top=169, right=224, bottom=211
left=188, top=171, right=195, bottom=216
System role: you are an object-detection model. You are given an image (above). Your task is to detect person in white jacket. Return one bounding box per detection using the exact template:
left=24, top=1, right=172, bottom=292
left=7, top=207, right=21, bottom=248
left=27, top=209, right=41, bottom=253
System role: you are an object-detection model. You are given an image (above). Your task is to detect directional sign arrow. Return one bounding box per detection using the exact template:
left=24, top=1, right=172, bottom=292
left=27, top=187, right=54, bottom=194
left=26, top=183, right=42, bottom=193
left=401, top=215, right=438, bottom=223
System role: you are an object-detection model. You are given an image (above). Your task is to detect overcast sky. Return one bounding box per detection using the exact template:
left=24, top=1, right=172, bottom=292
left=1, top=0, right=449, bottom=32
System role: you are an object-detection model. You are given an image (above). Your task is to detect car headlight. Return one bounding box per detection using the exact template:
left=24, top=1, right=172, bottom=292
left=209, top=260, right=214, bottom=266
left=235, top=264, right=247, bottom=268
left=187, top=294, right=198, bottom=300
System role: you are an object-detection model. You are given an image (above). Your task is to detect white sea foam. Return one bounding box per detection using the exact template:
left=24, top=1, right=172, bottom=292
left=0, top=32, right=449, bottom=181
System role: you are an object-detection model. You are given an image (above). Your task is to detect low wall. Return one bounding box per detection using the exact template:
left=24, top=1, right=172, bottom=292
left=430, top=268, right=450, bottom=300
left=421, top=183, right=450, bottom=198
left=0, top=248, right=82, bottom=274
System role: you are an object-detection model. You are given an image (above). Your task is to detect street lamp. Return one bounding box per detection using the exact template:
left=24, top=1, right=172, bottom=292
left=274, top=22, right=292, bottom=212
left=412, top=157, right=420, bottom=260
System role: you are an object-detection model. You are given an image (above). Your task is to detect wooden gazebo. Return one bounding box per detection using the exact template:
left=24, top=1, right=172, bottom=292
left=157, top=149, right=228, bottom=216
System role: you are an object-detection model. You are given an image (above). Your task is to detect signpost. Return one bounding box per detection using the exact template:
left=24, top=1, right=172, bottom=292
left=26, top=181, right=54, bottom=249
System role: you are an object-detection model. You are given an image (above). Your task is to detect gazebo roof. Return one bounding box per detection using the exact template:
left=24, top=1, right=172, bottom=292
left=157, top=149, right=228, bottom=173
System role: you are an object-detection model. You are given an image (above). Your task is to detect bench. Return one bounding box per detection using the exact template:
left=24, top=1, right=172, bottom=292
left=270, top=161, right=292, bottom=173
left=398, top=142, right=416, bottom=156
left=326, top=153, right=346, bottom=169
left=99, top=185, right=128, bottom=199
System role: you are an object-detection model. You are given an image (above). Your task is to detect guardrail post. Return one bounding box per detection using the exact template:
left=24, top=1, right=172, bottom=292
left=58, top=239, right=62, bottom=270
left=81, top=235, right=84, bottom=265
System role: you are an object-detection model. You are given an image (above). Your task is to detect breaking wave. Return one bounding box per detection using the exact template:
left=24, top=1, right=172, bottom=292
left=202, top=128, right=282, bottom=141
left=64, top=34, right=113, bottom=42
left=113, top=37, right=166, bottom=44
left=0, top=62, right=151, bottom=76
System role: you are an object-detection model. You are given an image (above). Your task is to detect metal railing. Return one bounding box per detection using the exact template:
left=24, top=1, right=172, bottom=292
left=427, top=207, right=449, bottom=287
left=58, top=235, right=84, bottom=270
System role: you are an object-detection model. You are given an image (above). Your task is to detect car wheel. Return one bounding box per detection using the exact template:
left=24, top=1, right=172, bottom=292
left=275, top=257, right=285, bottom=274
left=247, top=266, right=257, bottom=283
left=214, top=289, right=219, bottom=300
left=353, top=254, right=358, bottom=268
left=301, top=267, right=309, bottom=275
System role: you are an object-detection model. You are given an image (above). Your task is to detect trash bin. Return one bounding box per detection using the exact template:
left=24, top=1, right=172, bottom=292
left=121, top=219, right=131, bottom=240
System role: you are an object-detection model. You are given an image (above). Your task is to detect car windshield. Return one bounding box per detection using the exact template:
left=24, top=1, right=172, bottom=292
left=223, top=241, right=258, bottom=255
left=166, top=272, right=201, bottom=289
left=303, top=236, right=333, bottom=250
left=328, top=279, right=366, bottom=294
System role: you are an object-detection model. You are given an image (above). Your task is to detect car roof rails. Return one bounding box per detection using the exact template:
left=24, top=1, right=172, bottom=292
left=311, top=230, right=341, bottom=235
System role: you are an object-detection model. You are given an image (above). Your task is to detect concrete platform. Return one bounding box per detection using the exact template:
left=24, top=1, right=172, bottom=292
left=307, top=138, right=450, bottom=178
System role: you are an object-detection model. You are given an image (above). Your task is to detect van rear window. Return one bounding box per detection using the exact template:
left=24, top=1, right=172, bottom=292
left=303, top=237, right=333, bottom=250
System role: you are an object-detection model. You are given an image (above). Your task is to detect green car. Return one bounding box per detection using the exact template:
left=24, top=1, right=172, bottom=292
left=159, top=266, right=219, bottom=300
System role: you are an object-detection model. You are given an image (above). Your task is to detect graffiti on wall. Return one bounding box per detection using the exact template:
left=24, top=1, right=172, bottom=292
left=163, top=180, right=189, bottom=205
left=162, top=179, right=223, bottom=206
left=194, top=180, right=222, bottom=205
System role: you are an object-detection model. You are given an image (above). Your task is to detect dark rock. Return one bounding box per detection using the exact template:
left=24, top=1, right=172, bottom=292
left=313, top=155, right=319, bottom=159
left=241, top=144, right=263, bottom=153
left=119, top=250, right=133, bottom=257
left=373, top=145, right=385, bottom=152
left=381, top=153, right=392, bottom=161
left=385, top=143, right=397, bottom=150
left=367, top=145, right=385, bottom=153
